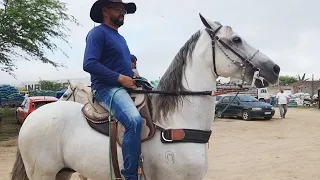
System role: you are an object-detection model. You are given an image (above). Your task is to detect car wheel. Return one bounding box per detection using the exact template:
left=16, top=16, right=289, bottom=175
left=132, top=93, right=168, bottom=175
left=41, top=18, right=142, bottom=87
left=259, top=98, right=266, bottom=103
left=242, top=110, right=251, bottom=121
left=215, top=109, right=224, bottom=118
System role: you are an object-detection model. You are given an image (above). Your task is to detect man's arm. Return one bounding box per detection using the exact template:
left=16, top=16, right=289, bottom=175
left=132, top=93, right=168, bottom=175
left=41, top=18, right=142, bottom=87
left=287, top=95, right=290, bottom=103
left=83, top=28, right=120, bottom=83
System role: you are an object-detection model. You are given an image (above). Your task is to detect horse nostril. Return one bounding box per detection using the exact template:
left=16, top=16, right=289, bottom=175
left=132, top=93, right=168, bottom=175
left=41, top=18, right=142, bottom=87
left=273, top=65, right=280, bottom=74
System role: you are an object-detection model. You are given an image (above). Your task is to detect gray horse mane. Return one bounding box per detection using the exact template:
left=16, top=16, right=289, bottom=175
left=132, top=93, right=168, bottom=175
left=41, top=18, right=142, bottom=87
left=151, top=30, right=202, bottom=121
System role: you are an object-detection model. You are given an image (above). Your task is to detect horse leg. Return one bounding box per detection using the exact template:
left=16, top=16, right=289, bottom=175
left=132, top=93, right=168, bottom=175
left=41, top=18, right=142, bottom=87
left=56, top=171, right=73, bottom=180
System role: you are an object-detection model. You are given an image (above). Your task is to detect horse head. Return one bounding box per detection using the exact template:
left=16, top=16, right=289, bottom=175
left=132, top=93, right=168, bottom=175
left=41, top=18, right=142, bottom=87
left=59, top=80, right=90, bottom=104
left=198, top=13, right=280, bottom=87
left=152, top=14, right=281, bottom=124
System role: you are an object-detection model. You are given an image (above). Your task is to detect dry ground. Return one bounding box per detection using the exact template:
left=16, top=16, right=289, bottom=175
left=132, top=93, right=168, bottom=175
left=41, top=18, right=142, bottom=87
left=1, top=107, right=320, bottom=180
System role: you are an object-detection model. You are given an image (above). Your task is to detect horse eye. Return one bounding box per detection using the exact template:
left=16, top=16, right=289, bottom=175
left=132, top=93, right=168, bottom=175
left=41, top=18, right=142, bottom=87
left=232, top=37, right=242, bottom=44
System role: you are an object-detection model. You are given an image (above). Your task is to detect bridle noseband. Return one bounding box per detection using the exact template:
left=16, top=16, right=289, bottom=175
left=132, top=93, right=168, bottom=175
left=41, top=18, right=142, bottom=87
left=204, top=24, right=262, bottom=86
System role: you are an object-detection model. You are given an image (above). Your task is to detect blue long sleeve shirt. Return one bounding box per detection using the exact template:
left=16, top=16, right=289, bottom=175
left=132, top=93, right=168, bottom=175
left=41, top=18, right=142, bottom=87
left=83, top=24, right=133, bottom=90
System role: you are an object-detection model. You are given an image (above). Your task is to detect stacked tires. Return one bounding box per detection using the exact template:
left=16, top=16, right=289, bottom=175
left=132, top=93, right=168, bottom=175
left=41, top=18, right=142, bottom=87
left=0, top=85, right=25, bottom=107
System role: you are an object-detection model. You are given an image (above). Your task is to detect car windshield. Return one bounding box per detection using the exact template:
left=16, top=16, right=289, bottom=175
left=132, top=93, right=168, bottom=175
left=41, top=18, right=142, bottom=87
left=238, top=95, right=259, bottom=102
left=32, top=101, right=55, bottom=109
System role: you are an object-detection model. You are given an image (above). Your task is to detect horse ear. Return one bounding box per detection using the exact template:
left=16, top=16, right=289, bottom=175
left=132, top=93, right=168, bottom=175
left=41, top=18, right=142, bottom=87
left=199, top=13, right=212, bottom=29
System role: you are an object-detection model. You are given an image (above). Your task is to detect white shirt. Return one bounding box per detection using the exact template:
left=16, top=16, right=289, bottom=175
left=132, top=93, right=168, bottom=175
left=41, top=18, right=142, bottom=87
left=276, top=92, right=289, bottom=104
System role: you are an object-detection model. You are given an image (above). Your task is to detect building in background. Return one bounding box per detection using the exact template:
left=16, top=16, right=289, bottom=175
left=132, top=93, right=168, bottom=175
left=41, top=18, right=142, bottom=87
left=19, top=77, right=90, bottom=91
left=291, top=81, right=320, bottom=95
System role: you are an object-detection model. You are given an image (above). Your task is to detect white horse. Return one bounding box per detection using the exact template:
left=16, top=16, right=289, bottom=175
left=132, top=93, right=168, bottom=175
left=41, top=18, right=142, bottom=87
left=11, top=14, right=280, bottom=180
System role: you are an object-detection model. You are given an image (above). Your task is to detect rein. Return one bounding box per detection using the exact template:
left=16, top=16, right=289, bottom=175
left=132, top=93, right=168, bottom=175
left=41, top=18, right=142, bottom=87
left=65, top=85, right=77, bottom=101
left=131, top=77, right=249, bottom=96
left=130, top=88, right=249, bottom=96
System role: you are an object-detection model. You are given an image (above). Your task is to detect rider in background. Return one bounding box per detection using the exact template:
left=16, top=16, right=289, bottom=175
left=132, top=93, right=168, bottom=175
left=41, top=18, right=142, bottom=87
left=83, top=0, right=142, bottom=179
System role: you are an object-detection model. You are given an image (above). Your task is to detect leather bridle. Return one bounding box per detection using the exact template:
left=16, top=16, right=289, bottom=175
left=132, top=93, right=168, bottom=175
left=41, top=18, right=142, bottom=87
left=64, top=80, right=77, bottom=101
left=204, top=24, right=262, bottom=86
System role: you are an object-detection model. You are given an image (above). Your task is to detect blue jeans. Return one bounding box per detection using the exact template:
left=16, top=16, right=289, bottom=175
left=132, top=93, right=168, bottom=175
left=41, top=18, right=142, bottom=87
left=93, top=87, right=142, bottom=180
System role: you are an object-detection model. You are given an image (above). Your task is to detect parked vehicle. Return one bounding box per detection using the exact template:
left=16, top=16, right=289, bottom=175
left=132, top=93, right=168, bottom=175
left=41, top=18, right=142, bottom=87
left=55, top=89, right=66, bottom=99
left=215, top=95, right=223, bottom=105
left=16, top=96, right=58, bottom=124
left=215, top=94, right=275, bottom=120
left=217, top=83, right=271, bottom=102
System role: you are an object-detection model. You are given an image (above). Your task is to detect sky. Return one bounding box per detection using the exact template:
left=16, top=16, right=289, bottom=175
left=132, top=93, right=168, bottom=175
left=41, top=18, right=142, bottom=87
left=0, top=0, right=319, bottom=85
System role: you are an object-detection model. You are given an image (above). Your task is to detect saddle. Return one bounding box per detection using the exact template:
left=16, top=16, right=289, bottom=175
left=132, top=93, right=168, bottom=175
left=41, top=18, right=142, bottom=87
left=81, top=87, right=156, bottom=146
left=80, top=84, right=156, bottom=179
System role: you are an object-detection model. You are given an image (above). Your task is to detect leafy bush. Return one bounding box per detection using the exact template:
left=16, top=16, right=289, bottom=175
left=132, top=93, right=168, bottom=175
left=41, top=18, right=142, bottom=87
left=0, top=107, right=16, bottom=119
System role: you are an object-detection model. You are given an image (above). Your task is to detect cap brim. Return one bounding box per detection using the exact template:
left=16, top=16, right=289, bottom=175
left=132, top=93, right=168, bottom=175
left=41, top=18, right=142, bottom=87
left=124, top=3, right=136, bottom=14
left=90, top=1, right=136, bottom=23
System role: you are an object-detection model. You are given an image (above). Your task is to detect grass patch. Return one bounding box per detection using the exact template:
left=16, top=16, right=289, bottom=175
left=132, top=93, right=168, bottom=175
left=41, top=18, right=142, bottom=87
left=0, top=107, right=21, bottom=142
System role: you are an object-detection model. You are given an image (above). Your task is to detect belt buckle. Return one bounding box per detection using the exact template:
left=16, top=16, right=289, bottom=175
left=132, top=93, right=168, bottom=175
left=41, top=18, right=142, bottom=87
left=161, top=131, right=173, bottom=142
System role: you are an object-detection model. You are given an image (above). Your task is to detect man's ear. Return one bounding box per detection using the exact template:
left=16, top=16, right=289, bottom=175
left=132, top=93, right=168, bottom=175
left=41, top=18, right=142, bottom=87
left=102, top=8, right=108, bottom=16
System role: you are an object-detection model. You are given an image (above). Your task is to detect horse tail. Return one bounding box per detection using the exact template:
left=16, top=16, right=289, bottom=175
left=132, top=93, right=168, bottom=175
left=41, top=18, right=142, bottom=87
left=11, top=146, right=29, bottom=180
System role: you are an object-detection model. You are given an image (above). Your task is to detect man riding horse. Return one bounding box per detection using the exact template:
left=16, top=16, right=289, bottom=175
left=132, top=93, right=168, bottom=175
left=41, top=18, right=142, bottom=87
left=83, top=0, right=141, bottom=179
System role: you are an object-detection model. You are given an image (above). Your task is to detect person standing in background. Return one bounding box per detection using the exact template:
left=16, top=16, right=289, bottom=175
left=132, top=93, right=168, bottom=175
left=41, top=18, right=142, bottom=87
left=276, top=89, right=290, bottom=119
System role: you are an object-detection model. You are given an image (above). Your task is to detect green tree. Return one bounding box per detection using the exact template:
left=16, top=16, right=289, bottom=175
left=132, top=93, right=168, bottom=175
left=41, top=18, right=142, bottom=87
left=39, top=80, right=63, bottom=91
left=0, top=0, right=79, bottom=77
left=279, top=75, right=298, bottom=85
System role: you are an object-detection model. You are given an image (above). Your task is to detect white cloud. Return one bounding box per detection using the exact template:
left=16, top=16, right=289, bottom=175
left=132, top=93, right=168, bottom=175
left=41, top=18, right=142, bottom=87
left=1, top=0, right=320, bottom=85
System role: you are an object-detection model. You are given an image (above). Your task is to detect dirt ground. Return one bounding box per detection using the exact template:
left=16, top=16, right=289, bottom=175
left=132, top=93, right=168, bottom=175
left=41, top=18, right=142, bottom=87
left=1, top=107, right=320, bottom=180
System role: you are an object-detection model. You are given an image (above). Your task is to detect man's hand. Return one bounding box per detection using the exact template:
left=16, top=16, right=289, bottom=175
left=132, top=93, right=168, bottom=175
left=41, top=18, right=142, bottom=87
left=118, top=74, right=136, bottom=89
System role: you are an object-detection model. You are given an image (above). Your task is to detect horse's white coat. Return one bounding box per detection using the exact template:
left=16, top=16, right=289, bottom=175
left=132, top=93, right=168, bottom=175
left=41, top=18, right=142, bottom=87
left=16, top=15, right=280, bottom=180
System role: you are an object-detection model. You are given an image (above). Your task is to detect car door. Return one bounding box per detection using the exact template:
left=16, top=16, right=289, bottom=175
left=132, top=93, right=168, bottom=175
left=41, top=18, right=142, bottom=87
left=228, top=98, right=242, bottom=116
left=217, top=96, right=232, bottom=115
left=17, top=99, right=27, bottom=120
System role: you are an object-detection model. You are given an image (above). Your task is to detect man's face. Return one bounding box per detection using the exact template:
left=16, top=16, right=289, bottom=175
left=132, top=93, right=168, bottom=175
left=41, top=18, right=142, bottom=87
left=103, top=3, right=127, bottom=27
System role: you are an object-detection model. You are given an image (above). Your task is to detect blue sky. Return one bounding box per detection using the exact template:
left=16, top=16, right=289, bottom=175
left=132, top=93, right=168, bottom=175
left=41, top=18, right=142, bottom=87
left=1, top=0, right=319, bottom=85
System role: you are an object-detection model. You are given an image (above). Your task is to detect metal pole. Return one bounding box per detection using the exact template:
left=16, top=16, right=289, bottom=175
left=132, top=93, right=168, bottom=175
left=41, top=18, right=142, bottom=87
left=311, top=74, right=314, bottom=96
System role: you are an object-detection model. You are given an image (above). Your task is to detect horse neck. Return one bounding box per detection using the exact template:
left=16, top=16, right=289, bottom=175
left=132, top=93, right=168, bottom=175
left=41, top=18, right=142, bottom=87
left=158, top=56, right=217, bottom=131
